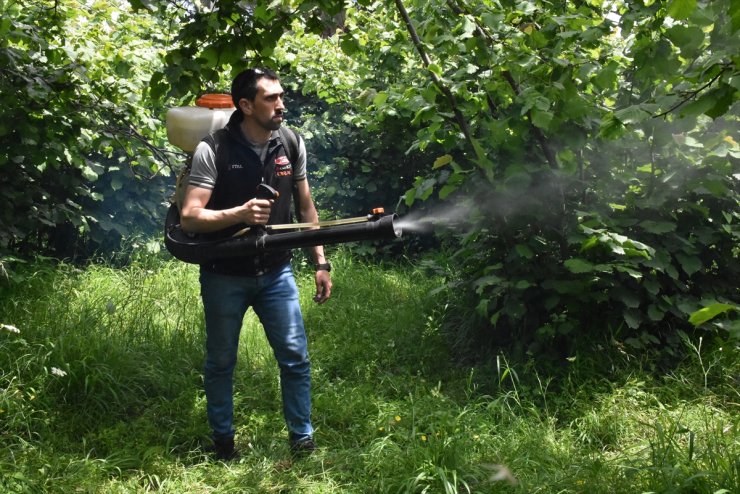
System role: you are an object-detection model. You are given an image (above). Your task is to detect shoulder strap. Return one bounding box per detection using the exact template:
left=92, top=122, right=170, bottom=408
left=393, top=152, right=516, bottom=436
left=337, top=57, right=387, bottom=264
left=277, top=126, right=300, bottom=166
left=204, top=130, right=228, bottom=173
left=203, top=133, right=218, bottom=154
left=277, top=126, right=305, bottom=221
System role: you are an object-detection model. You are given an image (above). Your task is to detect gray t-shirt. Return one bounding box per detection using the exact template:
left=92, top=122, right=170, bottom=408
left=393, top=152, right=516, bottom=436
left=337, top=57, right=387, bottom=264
left=189, top=130, right=308, bottom=190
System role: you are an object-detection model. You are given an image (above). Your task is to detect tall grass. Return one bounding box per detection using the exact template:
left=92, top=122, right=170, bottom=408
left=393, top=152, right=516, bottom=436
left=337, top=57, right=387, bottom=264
left=1, top=252, right=738, bottom=493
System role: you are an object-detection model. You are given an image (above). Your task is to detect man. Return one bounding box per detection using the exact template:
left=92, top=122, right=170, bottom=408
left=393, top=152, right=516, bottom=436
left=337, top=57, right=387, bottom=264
left=180, top=67, right=332, bottom=460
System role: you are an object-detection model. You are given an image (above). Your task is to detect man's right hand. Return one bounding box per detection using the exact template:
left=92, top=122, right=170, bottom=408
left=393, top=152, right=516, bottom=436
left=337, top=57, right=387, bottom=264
left=240, top=198, right=273, bottom=225
left=182, top=185, right=274, bottom=233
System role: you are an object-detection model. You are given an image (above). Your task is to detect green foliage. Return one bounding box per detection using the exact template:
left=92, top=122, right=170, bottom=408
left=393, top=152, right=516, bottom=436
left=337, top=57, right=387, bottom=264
left=3, top=0, right=738, bottom=360
left=274, top=19, right=433, bottom=223
left=0, top=0, right=172, bottom=259
left=139, top=0, right=348, bottom=100
left=351, top=0, right=740, bottom=356
left=157, top=0, right=736, bottom=356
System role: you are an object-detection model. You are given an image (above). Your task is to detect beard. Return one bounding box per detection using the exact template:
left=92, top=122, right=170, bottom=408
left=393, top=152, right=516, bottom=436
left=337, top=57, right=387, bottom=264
left=257, top=112, right=284, bottom=131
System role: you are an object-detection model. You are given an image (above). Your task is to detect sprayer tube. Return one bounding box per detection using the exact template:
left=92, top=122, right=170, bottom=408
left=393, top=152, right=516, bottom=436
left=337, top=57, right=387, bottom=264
left=165, top=209, right=402, bottom=265
left=258, top=214, right=400, bottom=250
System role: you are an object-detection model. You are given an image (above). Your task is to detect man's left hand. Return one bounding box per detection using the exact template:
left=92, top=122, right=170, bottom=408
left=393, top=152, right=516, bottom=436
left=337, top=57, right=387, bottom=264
left=313, top=271, right=332, bottom=304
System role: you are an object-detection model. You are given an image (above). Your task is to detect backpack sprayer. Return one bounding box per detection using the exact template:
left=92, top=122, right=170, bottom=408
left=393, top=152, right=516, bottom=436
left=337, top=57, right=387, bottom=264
left=164, top=95, right=403, bottom=265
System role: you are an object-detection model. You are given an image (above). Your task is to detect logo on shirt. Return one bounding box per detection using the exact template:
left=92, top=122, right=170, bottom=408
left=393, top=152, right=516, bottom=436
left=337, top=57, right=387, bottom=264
left=229, top=163, right=244, bottom=170
left=274, top=155, right=292, bottom=177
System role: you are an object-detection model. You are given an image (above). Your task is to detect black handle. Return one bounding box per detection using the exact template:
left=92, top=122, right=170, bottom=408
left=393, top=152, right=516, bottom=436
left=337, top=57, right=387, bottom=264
left=255, top=183, right=279, bottom=200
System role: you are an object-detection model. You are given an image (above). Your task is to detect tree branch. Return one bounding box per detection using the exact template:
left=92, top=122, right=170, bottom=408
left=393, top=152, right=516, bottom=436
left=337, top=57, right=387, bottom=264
left=447, top=0, right=558, bottom=170
left=653, top=65, right=729, bottom=118
left=393, top=0, right=474, bottom=150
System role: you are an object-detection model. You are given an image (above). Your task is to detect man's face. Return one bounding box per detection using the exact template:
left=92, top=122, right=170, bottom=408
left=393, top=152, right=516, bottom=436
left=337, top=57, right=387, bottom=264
left=243, top=77, right=285, bottom=131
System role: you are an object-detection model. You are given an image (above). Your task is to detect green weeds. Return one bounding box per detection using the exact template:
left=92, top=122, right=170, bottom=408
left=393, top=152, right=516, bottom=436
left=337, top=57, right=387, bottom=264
left=1, top=254, right=738, bottom=493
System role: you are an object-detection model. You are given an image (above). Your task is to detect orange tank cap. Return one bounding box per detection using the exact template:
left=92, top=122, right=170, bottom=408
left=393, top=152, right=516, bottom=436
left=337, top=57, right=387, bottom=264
left=196, top=94, right=235, bottom=109
left=372, top=207, right=385, bottom=215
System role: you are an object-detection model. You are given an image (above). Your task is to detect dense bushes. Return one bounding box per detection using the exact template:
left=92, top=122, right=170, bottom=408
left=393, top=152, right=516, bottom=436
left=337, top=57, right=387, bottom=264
left=3, top=0, right=738, bottom=359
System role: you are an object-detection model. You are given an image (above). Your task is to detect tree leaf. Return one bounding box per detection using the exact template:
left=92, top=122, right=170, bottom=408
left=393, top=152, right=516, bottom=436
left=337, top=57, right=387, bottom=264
left=638, top=220, right=677, bottom=234
left=433, top=154, right=453, bottom=169
left=427, top=63, right=443, bottom=77
left=515, top=244, right=534, bottom=259
left=675, top=253, right=702, bottom=276
left=439, top=183, right=457, bottom=199
left=460, top=17, right=476, bottom=39
left=642, top=277, right=661, bottom=296
left=615, top=288, right=641, bottom=308
left=679, top=94, right=718, bottom=118
left=704, top=84, right=735, bottom=119
left=373, top=92, right=389, bottom=106
left=665, top=25, right=704, bottom=56
left=689, top=303, right=737, bottom=326
left=531, top=108, right=553, bottom=130
left=616, top=265, right=644, bottom=279
left=623, top=309, right=642, bottom=329
left=598, top=113, right=624, bottom=139
left=667, top=0, right=697, bottom=20
left=564, top=258, right=594, bottom=273
left=515, top=280, right=532, bottom=290
left=648, top=304, right=666, bottom=321
left=404, top=188, right=417, bottom=207
left=473, top=275, right=503, bottom=294
left=614, top=105, right=651, bottom=125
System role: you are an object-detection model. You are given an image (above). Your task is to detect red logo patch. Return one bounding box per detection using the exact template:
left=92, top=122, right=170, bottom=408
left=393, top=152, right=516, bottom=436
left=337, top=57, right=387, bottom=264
left=275, top=155, right=292, bottom=177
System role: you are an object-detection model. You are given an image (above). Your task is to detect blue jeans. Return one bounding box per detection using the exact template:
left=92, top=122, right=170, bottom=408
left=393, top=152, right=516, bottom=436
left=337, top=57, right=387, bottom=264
left=199, top=263, right=313, bottom=442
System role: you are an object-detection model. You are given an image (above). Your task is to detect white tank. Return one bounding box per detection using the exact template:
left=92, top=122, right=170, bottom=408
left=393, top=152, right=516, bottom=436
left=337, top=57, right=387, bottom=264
left=166, top=94, right=235, bottom=153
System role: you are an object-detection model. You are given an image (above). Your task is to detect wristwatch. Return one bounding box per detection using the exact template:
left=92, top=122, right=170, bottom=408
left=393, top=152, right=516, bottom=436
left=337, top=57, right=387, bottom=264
left=315, top=262, right=332, bottom=272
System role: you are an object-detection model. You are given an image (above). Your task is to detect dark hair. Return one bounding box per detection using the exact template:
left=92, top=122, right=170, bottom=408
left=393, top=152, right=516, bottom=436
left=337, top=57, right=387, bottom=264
left=230, top=67, right=279, bottom=106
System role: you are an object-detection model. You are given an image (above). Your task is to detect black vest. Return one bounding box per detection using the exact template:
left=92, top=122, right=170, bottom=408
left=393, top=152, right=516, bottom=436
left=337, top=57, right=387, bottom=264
left=201, top=116, right=299, bottom=276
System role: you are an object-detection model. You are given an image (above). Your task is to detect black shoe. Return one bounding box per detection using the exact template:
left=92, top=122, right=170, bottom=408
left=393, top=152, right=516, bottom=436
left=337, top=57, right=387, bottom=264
left=206, top=436, right=240, bottom=461
left=290, top=437, right=317, bottom=456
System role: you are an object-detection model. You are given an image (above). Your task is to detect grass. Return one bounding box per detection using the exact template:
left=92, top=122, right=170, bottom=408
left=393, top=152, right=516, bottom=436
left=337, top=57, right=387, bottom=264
left=1, top=251, right=738, bottom=493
